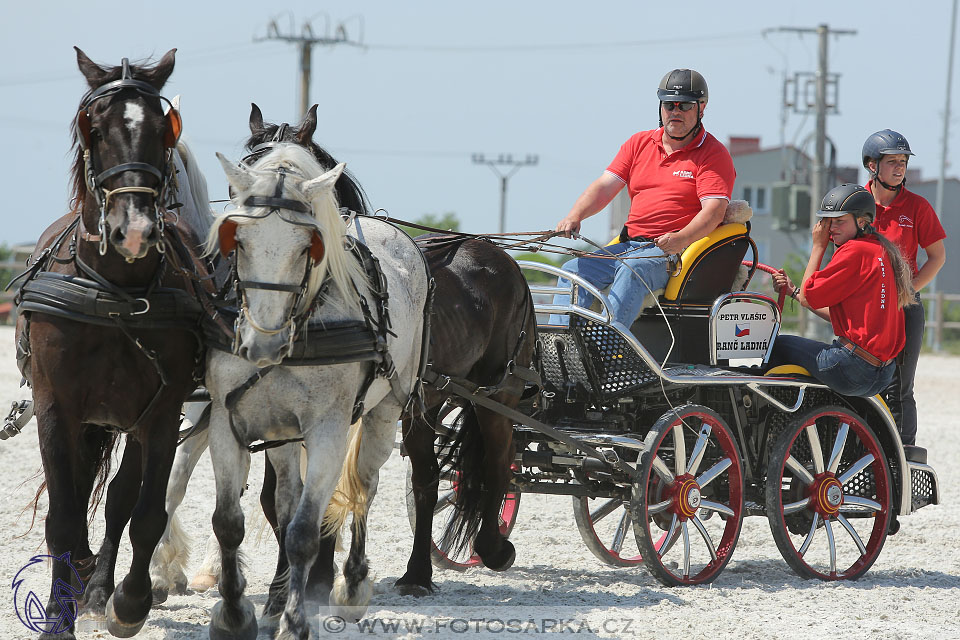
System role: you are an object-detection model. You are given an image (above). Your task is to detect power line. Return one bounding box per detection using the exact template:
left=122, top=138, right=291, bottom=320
left=472, top=153, right=539, bottom=234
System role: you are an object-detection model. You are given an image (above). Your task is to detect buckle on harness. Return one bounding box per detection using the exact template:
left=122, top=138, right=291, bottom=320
left=131, top=298, right=151, bottom=315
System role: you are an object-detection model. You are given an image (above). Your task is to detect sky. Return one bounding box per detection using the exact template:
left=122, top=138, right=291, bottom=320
left=2, top=1, right=959, bottom=247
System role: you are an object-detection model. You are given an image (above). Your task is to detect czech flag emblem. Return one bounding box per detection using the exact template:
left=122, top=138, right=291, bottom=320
left=735, top=323, right=750, bottom=337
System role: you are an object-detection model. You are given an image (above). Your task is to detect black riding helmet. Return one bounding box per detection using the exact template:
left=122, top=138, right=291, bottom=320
left=657, top=69, right=708, bottom=141
left=862, top=129, right=914, bottom=192
left=818, top=184, right=876, bottom=236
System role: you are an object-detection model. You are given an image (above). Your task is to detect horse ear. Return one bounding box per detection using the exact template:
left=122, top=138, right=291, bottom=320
left=300, top=162, right=345, bottom=202
left=295, top=105, right=318, bottom=145
left=149, top=48, right=177, bottom=90
left=75, top=46, right=107, bottom=88
left=310, top=231, right=325, bottom=263
left=218, top=219, right=239, bottom=256
left=249, top=103, right=265, bottom=135
left=216, top=152, right=256, bottom=194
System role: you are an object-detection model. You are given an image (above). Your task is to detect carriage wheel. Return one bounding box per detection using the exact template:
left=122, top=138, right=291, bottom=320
left=631, top=404, right=744, bottom=586
left=404, top=460, right=521, bottom=571
left=572, top=494, right=644, bottom=567
left=765, top=406, right=891, bottom=581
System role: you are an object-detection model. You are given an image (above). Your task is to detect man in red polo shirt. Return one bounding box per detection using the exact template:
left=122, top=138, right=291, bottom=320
left=551, top=69, right=736, bottom=327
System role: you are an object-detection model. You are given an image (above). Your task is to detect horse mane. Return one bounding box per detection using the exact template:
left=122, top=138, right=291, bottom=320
left=173, top=139, right=214, bottom=237
left=243, top=123, right=371, bottom=217
left=68, top=56, right=173, bottom=216
left=207, top=144, right=368, bottom=319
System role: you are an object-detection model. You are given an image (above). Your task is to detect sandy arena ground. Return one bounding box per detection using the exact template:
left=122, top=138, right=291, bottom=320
left=0, top=324, right=957, bottom=639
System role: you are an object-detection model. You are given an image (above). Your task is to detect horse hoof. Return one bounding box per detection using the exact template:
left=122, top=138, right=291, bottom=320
left=209, top=598, right=258, bottom=640
left=329, top=575, right=373, bottom=623
left=395, top=582, right=433, bottom=597
left=105, top=594, right=148, bottom=638
left=483, top=540, right=516, bottom=572
left=189, top=572, right=218, bottom=593
left=152, top=586, right=169, bottom=604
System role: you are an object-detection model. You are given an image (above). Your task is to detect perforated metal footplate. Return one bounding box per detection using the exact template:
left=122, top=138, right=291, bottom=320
left=909, top=464, right=938, bottom=511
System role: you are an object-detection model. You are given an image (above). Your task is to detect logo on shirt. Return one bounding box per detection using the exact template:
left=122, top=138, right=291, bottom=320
left=898, top=215, right=914, bottom=228
left=673, top=170, right=694, bottom=179
left=735, top=323, right=750, bottom=337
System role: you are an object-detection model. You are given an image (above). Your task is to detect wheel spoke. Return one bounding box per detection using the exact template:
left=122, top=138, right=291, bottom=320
left=785, top=455, right=815, bottom=485
left=685, top=424, right=712, bottom=476
left=690, top=513, right=718, bottom=562
left=589, top=498, right=622, bottom=523
left=648, top=497, right=674, bottom=515
left=610, top=511, right=631, bottom=554
left=681, top=521, right=691, bottom=578
left=837, top=453, right=876, bottom=486
left=798, top=512, right=819, bottom=556
left=839, top=495, right=882, bottom=512
left=824, top=518, right=837, bottom=575
left=652, top=455, right=674, bottom=484
left=697, top=457, right=732, bottom=488
left=835, top=513, right=867, bottom=555
left=434, top=490, right=456, bottom=515
left=672, top=423, right=687, bottom=477
left=805, top=424, right=825, bottom=474
left=827, top=422, right=850, bottom=474
left=699, top=499, right=734, bottom=518
left=783, top=497, right=811, bottom=515
left=658, top=514, right=679, bottom=558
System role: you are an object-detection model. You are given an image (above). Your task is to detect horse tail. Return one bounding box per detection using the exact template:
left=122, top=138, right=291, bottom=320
left=321, top=419, right=368, bottom=541
left=21, top=430, right=120, bottom=534
left=437, top=406, right=487, bottom=557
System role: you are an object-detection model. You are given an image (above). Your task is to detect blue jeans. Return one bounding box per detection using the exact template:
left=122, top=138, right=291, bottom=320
left=549, top=241, right=670, bottom=326
left=768, top=334, right=896, bottom=398
left=884, top=296, right=924, bottom=445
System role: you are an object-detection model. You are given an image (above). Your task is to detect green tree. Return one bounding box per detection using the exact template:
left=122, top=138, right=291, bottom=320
left=397, top=212, right=460, bottom=238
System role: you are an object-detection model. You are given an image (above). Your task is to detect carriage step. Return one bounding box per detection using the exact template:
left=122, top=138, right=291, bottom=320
left=903, top=445, right=927, bottom=464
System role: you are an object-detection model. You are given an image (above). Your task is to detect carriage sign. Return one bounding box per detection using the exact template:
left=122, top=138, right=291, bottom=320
left=712, top=299, right=777, bottom=361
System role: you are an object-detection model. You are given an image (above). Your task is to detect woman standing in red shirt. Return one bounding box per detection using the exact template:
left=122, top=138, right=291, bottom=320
left=862, top=130, right=947, bottom=446
left=770, top=184, right=915, bottom=398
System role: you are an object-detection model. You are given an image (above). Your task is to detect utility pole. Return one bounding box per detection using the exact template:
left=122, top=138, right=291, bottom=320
left=471, top=153, right=539, bottom=233
left=932, top=0, right=958, bottom=351
left=256, top=18, right=362, bottom=119
left=771, top=24, right=856, bottom=339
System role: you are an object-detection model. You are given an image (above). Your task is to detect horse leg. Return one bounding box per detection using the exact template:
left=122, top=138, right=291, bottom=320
left=151, top=403, right=210, bottom=600
left=330, top=410, right=396, bottom=622
left=82, top=438, right=140, bottom=617
left=104, top=420, right=178, bottom=638
left=395, top=412, right=441, bottom=595
left=207, top=410, right=257, bottom=640
left=277, top=420, right=350, bottom=640
left=471, top=405, right=516, bottom=571
left=261, top=444, right=303, bottom=625
left=35, top=404, right=106, bottom=640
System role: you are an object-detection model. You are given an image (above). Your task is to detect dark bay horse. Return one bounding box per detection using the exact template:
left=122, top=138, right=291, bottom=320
left=15, top=48, right=207, bottom=638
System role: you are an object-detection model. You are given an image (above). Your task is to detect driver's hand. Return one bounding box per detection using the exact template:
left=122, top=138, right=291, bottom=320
left=555, top=217, right=581, bottom=238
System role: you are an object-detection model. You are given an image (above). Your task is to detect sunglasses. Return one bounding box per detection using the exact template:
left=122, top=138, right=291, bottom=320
left=661, top=101, right=697, bottom=112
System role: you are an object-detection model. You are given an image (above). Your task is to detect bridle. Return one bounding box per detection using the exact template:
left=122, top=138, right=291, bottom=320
left=75, top=57, right=182, bottom=255
left=218, top=165, right=326, bottom=353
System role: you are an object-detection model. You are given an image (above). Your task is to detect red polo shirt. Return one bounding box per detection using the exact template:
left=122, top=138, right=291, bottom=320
left=606, top=127, right=736, bottom=239
left=803, top=235, right=905, bottom=362
left=865, top=181, right=946, bottom=276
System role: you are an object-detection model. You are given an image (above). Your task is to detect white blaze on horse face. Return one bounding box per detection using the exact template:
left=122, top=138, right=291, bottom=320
left=124, top=103, right=145, bottom=143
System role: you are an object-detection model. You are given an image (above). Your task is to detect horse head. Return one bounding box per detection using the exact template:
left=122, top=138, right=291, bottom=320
left=212, top=145, right=366, bottom=367
left=73, top=47, right=181, bottom=260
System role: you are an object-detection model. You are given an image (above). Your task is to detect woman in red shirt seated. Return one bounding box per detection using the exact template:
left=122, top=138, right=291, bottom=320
left=769, top=184, right=915, bottom=398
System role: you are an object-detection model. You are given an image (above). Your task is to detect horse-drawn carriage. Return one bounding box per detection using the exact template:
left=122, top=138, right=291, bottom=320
left=408, top=219, right=940, bottom=586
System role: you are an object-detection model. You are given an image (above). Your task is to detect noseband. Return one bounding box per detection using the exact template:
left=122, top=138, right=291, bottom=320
left=226, top=167, right=324, bottom=352
left=76, top=58, right=181, bottom=255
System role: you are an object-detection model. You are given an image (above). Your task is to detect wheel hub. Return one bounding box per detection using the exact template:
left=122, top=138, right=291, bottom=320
left=811, top=475, right=844, bottom=517
left=675, top=477, right=702, bottom=519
